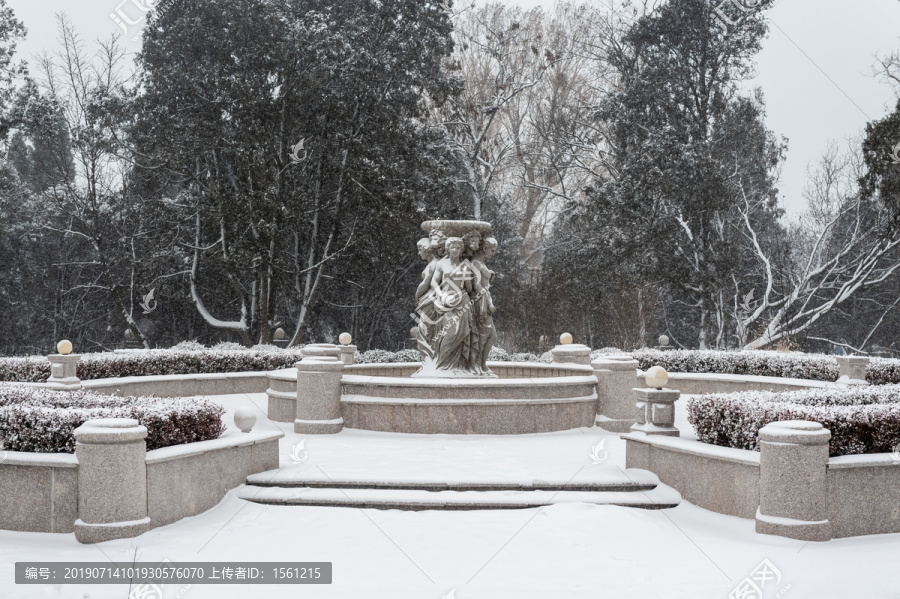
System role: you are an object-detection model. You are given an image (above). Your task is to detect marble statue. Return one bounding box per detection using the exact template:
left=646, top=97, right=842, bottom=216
left=412, top=220, right=498, bottom=378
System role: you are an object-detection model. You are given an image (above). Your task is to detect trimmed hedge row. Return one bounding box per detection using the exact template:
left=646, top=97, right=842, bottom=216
left=687, top=386, right=900, bottom=457
left=0, top=384, right=226, bottom=453
left=633, top=349, right=840, bottom=382
left=0, top=347, right=306, bottom=383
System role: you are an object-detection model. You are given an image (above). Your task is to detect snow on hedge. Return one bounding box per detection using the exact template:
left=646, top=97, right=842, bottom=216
left=0, top=347, right=306, bottom=383
left=633, top=348, right=841, bottom=382
left=0, top=384, right=226, bottom=453
left=687, top=385, right=900, bottom=457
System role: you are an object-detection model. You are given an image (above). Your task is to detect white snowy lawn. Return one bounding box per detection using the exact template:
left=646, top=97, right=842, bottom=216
left=1, top=393, right=899, bottom=599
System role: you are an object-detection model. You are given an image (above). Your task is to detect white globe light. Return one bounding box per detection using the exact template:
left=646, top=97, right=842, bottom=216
left=560, top=332, right=573, bottom=345
left=273, top=327, right=286, bottom=340
left=659, top=335, right=669, bottom=347
left=645, top=366, right=669, bottom=389
left=233, top=407, right=257, bottom=433
left=339, top=332, right=352, bottom=346
left=57, top=340, right=73, bottom=355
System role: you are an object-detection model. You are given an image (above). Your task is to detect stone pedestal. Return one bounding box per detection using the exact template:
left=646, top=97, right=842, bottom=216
left=551, top=344, right=591, bottom=365
left=295, top=356, right=344, bottom=435
left=756, top=420, right=832, bottom=542
left=46, top=354, right=82, bottom=391
left=302, top=343, right=342, bottom=360
left=837, top=356, right=869, bottom=384
left=630, top=387, right=680, bottom=437
left=338, top=345, right=357, bottom=365
left=73, top=418, right=151, bottom=544
left=593, top=357, right=640, bottom=432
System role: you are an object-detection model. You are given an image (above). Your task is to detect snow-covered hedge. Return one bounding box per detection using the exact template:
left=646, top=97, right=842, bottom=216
left=0, top=348, right=306, bottom=383
left=687, top=386, right=900, bottom=457
left=0, top=384, right=226, bottom=453
left=354, top=347, right=549, bottom=364
left=633, top=349, right=841, bottom=382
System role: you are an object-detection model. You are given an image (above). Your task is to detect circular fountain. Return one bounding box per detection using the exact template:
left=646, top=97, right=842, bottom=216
left=267, top=220, right=598, bottom=434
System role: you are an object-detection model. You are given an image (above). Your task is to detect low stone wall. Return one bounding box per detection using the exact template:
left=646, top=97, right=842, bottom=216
left=82, top=371, right=270, bottom=397
left=623, top=433, right=900, bottom=539
left=0, top=452, right=78, bottom=533
left=0, top=430, right=281, bottom=538
left=343, top=361, right=593, bottom=379
left=635, top=371, right=833, bottom=394
left=827, top=454, right=900, bottom=538
left=623, top=434, right=760, bottom=519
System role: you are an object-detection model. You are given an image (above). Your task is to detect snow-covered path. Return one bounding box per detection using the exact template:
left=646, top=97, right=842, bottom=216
left=1, top=393, right=898, bottom=598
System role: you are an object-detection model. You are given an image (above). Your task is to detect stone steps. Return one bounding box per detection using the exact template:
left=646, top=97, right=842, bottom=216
left=239, top=469, right=681, bottom=511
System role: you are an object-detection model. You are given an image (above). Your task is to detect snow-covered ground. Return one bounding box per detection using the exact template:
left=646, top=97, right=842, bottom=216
left=1, top=393, right=898, bottom=599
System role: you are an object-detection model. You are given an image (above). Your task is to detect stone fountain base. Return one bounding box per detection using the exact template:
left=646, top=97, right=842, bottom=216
left=267, top=362, right=598, bottom=435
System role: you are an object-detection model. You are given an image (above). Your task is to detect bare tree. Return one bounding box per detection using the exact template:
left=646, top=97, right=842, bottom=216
left=736, top=142, right=900, bottom=350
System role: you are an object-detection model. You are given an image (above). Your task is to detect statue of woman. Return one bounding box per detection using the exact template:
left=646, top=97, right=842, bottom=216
left=473, top=237, right=498, bottom=371
left=414, top=238, right=439, bottom=360
left=429, top=237, right=480, bottom=375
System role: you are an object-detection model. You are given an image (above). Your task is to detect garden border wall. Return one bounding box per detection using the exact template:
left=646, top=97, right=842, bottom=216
left=0, top=430, right=281, bottom=536
left=623, top=433, right=900, bottom=538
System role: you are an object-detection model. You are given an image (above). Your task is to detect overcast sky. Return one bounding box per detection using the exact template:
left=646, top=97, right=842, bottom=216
left=9, top=0, right=900, bottom=215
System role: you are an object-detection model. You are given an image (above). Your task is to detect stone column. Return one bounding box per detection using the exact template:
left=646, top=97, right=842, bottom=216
left=592, top=357, right=640, bottom=432
left=47, top=354, right=82, bottom=391
left=551, top=344, right=591, bottom=365
left=73, top=418, right=151, bottom=544
left=836, top=356, right=869, bottom=383
left=338, top=344, right=357, bottom=365
left=630, top=387, right=681, bottom=437
left=756, top=420, right=832, bottom=542
left=295, top=354, right=344, bottom=434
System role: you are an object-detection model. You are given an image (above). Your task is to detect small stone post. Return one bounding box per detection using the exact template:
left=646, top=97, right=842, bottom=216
left=756, top=420, right=832, bottom=542
left=550, top=343, right=592, bottom=365
left=630, top=388, right=681, bottom=436
left=295, top=344, right=344, bottom=434
left=836, top=356, right=869, bottom=384
left=592, top=356, right=640, bottom=432
left=630, top=366, right=680, bottom=436
left=73, top=418, right=151, bottom=544
left=338, top=345, right=357, bottom=365
left=47, top=354, right=81, bottom=391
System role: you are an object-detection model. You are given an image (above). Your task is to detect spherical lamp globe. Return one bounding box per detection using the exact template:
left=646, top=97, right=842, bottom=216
left=57, top=340, right=73, bottom=355
left=658, top=335, right=669, bottom=347
left=233, top=406, right=257, bottom=433
left=339, top=332, right=352, bottom=346
left=644, top=366, right=668, bottom=389
left=273, top=327, right=286, bottom=340
left=560, top=332, right=573, bottom=345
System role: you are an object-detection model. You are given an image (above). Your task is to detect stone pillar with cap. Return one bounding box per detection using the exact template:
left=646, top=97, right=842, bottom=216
left=73, top=418, right=151, bottom=544
left=592, top=355, right=640, bottom=432
left=630, top=366, right=681, bottom=437
left=836, top=355, right=869, bottom=384
left=550, top=333, right=591, bottom=365
left=295, top=343, right=344, bottom=434
left=756, top=420, right=832, bottom=541
left=338, top=333, right=357, bottom=365
left=47, top=340, right=81, bottom=392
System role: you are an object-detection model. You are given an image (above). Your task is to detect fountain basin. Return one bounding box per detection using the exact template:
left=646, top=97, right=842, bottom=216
left=267, top=362, right=598, bottom=434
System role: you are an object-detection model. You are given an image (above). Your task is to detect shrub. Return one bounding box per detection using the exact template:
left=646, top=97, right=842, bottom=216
left=172, top=340, right=205, bottom=351
left=687, top=385, right=900, bottom=457
left=634, top=349, right=841, bottom=381
left=0, top=384, right=225, bottom=453
left=0, top=348, right=306, bottom=383
left=591, top=347, right=626, bottom=359
left=488, top=347, right=511, bottom=361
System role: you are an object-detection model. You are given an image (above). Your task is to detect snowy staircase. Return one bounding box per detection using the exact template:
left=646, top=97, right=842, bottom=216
left=238, top=469, right=681, bottom=511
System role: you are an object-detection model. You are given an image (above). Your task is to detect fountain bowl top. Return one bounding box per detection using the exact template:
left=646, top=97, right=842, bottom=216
left=421, top=220, right=492, bottom=237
